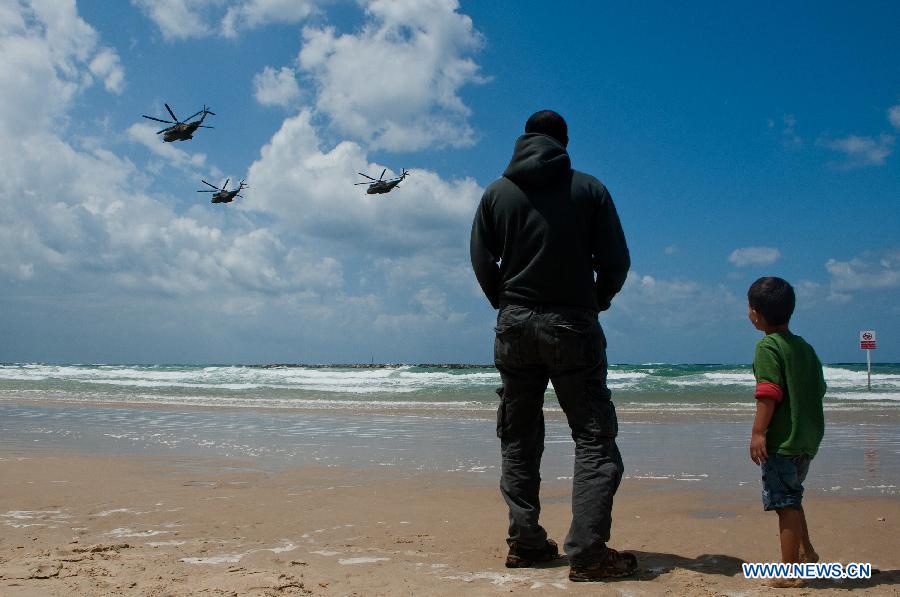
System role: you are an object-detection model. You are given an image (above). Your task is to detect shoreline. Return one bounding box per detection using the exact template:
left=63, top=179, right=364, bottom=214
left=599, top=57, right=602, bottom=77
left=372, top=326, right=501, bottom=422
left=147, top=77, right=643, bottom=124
left=2, top=393, right=898, bottom=421
left=1, top=398, right=897, bottom=502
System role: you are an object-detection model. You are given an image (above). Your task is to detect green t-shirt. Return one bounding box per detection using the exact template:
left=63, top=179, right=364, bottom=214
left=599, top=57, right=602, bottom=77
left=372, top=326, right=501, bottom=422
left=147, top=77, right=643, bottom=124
left=752, top=332, right=826, bottom=456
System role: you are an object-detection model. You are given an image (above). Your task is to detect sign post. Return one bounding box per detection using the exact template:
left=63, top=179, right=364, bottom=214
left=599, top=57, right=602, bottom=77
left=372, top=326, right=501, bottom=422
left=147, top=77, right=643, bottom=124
left=859, top=330, right=877, bottom=391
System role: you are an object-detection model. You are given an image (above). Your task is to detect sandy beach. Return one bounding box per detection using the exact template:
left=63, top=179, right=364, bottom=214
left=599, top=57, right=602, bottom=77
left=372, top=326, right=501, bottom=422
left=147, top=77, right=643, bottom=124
left=1, top=451, right=898, bottom=596
left=2, top=364, right=898, bottom=594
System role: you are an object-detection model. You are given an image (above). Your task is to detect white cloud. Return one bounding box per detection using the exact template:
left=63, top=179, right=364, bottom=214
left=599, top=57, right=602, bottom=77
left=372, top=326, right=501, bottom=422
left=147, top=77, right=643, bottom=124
left=825, top=251, right=900, bottom=292
left=253, top=66, right=301, bottom=107
left=0, top=2, right=327, bottom=304
left=0, top=0, right=124, bottom=133
left=242, top=109, right=481, bottom=253
left=0, top=1, right=506, bottom=362
left=780, top=114, right=801, bottom=149
left=728, top=246, right=781, bottom=267
left=126, top=122, right=214, bottom=174
left=89, top=47, right=125, bottom=94
left=612, top=272, right=739, bottom=329
left=131, top=0, right=217, bottom=40
left=888, top=104, right=900, bottom=130
left=223, top=0, right=318, bottom=38
left=297, top=0, right=486, bottom=151
left=819, top=133, right=895, bottom=168
left=134, top=0, right=318, bottom=40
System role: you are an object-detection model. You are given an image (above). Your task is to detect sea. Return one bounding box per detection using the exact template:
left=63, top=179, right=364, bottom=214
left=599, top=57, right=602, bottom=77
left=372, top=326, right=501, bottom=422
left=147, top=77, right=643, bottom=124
left=1, top=363, right=897, bottom=497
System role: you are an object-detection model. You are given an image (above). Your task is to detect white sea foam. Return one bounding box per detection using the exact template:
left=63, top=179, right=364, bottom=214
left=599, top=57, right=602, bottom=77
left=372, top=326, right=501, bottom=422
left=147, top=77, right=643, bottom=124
left=339, top=557, right=390, bottom=565
left=2, top=363, right=898, bottom=412
left=828, top=392, right=900, bottom=402
left=180, top=540, right=297, bottom=565
left=441, top=571, right=536, bottom=586
left=106, top=527, right=168, bottom=538
left=1, top=510, right=63, bottom=520
left=667, top=372, right=754, bottom=387
left=91, top=508, right=142, bottom=517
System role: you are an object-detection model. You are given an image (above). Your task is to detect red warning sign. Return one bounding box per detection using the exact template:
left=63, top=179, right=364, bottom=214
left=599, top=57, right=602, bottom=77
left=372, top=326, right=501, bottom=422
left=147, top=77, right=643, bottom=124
left=859, top=330, right=877, bottom=350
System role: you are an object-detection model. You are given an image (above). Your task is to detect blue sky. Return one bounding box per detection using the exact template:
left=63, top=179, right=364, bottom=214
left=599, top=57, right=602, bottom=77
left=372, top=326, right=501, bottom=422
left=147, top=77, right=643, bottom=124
left=1, top=0, right=898, bottom=364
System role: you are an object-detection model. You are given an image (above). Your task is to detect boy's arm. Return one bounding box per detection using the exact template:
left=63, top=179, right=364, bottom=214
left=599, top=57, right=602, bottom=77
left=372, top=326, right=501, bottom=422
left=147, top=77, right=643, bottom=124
left=750, top=338, right=784, bottom=465
left=750, top=397, right=777, bottom=465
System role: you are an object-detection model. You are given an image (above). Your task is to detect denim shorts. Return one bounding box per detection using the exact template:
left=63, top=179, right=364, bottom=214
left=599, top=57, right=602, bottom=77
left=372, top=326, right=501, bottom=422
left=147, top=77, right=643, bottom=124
left=761, top=453, right=812, bottom=511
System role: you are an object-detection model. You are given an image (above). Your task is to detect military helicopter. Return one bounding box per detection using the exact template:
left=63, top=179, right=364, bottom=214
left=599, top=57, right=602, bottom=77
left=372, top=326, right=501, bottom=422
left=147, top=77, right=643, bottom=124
left=198, top=179, right=247, bottom=204
left=355, top=168, right=409, bottom=194
left=142, top=103, right=215, bottom=142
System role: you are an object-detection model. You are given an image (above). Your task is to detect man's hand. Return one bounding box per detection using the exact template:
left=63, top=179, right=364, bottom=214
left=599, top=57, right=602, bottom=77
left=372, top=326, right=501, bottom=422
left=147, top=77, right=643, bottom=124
left=750, top=431, right=768, bottom=465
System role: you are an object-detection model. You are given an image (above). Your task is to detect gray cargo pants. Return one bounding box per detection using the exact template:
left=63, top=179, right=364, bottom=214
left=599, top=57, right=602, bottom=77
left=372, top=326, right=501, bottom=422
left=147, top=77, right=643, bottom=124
left=493, top=303, right=623, bottom=567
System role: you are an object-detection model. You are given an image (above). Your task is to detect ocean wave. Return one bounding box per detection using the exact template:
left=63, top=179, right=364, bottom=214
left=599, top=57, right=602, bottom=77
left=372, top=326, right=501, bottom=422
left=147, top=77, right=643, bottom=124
left=667, top=373, right=754, bottom=387
left=2, top=363, right=899, bottom=402
left=827, top=391, right=900, bottom=402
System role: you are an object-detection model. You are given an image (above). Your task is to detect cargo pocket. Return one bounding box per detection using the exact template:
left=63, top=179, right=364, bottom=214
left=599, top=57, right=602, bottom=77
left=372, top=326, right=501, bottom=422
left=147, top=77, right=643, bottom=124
left=494, top=322, right=523, bottom=367
left=495, top=386, right=506, bottom=439
left=586, top=382, right=618, bottom=438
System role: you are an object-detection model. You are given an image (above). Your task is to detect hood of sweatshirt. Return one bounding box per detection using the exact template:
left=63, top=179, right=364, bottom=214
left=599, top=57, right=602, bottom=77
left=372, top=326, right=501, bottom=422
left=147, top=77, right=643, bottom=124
left=502, top=133, right=571, bottom=188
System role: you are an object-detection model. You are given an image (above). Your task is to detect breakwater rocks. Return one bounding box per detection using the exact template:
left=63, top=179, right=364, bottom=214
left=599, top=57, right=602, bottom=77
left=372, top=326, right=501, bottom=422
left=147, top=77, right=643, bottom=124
left=256, top=363, right=492, bottom=369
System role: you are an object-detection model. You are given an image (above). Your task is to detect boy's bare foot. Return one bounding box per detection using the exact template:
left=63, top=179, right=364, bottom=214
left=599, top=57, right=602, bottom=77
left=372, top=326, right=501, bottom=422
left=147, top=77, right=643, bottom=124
left=799, top=550, right=819, bottom=563
left=763, top=577, right=805, bottom=588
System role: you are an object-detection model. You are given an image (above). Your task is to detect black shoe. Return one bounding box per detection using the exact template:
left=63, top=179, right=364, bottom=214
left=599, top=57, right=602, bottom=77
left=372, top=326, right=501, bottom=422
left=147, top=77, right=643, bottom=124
left=569, top=548, right=638, bottom=581
left=505, top=538, right=560, bottom=568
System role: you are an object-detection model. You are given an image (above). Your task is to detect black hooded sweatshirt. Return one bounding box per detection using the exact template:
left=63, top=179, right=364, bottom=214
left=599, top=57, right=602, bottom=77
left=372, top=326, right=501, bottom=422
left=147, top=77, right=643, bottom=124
left=470, top=133, right=630, bottom=311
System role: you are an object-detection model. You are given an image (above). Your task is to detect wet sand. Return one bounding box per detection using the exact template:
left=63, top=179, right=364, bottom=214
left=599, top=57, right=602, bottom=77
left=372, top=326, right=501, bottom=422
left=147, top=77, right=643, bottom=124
left=1, top=452, right=898, bottom=596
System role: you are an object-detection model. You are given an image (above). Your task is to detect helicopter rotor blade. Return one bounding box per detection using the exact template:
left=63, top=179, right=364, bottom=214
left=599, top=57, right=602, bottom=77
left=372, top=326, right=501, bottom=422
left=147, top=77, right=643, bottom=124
left=196, top=125, right=213, bottom=129
left=164, top=103, right=179, bottom=122
left=197, top=190, right=216, bottom=193
left=358, top=172, right=378, bottom=181
left=183, top=110, right=204, bottom=122
left=379, top=168, right=386, bottom=181
left=201, top=180, right=219, bottom=190
left=143, top=115, right=174, bottom=124
left=222, top=179, right=230, bottom=190
left=354, top=182, right=372, bottom=186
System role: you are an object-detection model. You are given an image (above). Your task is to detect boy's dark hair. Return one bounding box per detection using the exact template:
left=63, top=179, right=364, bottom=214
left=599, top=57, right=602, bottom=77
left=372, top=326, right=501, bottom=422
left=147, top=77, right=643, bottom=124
left=525, top=110, right=568, bottom=147
left=748, top=277, right=795, bottom=326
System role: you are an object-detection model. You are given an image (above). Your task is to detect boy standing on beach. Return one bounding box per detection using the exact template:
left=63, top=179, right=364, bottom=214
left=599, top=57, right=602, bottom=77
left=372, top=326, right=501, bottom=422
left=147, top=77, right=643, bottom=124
left=747, top=276, right=826, bottom=587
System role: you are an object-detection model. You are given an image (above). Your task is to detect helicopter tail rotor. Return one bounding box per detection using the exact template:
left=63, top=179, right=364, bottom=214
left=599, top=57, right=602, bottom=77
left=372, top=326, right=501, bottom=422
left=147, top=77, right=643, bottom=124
left=182, top=105, right=215, bottom=123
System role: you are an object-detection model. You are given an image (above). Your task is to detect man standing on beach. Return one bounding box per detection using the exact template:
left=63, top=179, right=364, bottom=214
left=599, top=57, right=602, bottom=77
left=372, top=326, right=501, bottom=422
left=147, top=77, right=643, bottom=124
left=470, top=110, right=634, bottom=581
